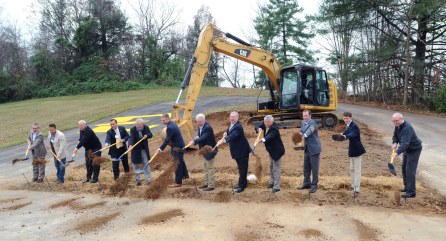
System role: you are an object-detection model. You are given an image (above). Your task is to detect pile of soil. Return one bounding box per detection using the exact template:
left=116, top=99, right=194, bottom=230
left=12, top=110, right=446, bottom=215
left=73, top=212, right=120, bottom=234
left=140, top=209, right=184, bottom=225
left=1, top=202, right=32, bottom=211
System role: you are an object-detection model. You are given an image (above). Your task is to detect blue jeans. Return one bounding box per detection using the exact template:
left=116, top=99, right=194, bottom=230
left=54, top=157, right=66, bottom=182
left=133, top=150, right=152, bottom=183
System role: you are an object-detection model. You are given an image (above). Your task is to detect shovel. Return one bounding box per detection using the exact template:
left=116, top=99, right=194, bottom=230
left=47, top=147, right=65, bottom=168
left=118, top=136, right=147, bottom=161
left=251, top=129, right=263, bottom=153
left=388, top=149, right=397, bottom=176
left=64, top=153, right=76, bottom=167
left=92, top=143, right=117, bottom=154
left=173, top=143, right=193, bottom=153
left=12, top=143, right=31, bottom=164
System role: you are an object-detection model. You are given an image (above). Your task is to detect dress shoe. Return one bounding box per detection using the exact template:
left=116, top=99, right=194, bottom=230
left=267, top=183, right=273, bottom=189
left=401, top=193, right=416, bottom=198
left=272, top=188, right=280, bottom=193
left=310, top=186, right=318, bottom=193
left=83, top=179, right=90, bottom=183
left=146, top=181, right=151, bottom=186
left=32, top=178, right=38, bottom=182
left=235, top=188, right=244, bottom=193
left=203, top=187, right=215, bottom=191
left=57, top=180, right=64, bottom=184
left=37, top=179, right=43, bottom=183
left=168, top=183, right=182, bottom=188
left=353, top=191, right=359, bottom=198
left=90, top=179, right=98, bottom=184
left=136, top=181, right=142, bottom=186
left=199, top=184, right=208, bottom=189
left=400, top=188, right=407, bottom=192
left=297, top=184, right=311, bottom=190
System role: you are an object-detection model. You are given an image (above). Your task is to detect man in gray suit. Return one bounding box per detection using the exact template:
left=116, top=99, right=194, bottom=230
left=27, top=123, right=47, bottom=182
left=297, top=110, right=321, bottom=193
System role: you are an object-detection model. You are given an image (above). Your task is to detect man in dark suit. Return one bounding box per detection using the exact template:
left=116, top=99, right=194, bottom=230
left=105, top=119, right=130, bottom=181
left=297, top=110, right=321, bottom=193
left=129, top=118, right=153, bottom=186
left=217, top=111, right=251, bottom=193
left=73, top=120, right=102, bottom=183
left=188, top=113, right=217, bottom=191
left=391, top=112, right=422, bottom=199
left=341, top=112, right=366, bottom=197
left=256, top=115, right=285, bottom=193
left=156, top=113, right=189, bottom=187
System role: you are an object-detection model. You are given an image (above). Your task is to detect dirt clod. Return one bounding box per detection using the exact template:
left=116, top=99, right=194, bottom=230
left=292, top=132, right=303, bottom=145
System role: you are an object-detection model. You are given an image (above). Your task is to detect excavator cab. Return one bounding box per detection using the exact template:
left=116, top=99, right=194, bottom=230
left=280, top=64, right=330, bottom=110
left=256, top=64, right=337, bottom=128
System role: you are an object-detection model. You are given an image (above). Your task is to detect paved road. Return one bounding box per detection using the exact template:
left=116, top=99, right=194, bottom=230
left=337, top=103, right=446, bottom=195
left=0, top=96, right=262, bottom=184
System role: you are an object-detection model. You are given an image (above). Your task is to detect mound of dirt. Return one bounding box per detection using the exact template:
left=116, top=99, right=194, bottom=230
left=0, top=197, right=26, bottom=204
left=298, top=229, right=323, bottom=238
left=109, top=173, right=132, bottom=197
left=353, top=219, right=380, bottom=241
left=144, top=160, right=176, bottom=200
left=213, top=190, right=232, bottom=203
left=2, top=202, right=32, bottom=211
left=171, top=187, right=200, bottom=199
left=140, top=209, right=184, bottom=225
left=74, top=212, right=120, bottom=234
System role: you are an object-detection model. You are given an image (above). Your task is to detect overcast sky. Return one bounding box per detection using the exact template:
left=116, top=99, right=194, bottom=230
left=0, top=0, right=321, bottom=46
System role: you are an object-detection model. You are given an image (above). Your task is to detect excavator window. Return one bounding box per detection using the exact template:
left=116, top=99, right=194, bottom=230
left=315, top=70, right=330, bottom=106
left=280, top=70, right=299, bottom=109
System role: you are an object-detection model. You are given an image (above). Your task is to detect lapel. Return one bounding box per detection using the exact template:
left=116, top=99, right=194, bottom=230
left=229, top=121, right=238, bottom=134
left=199, top=123, right=206, bottom=137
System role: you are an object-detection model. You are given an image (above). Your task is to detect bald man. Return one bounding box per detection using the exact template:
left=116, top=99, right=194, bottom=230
left=73, top=120, right=102, bottom=183
left=391, top=113, right=422, bottom=199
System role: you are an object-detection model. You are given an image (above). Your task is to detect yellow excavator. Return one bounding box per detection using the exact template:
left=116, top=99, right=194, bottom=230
left=171, top=23, right=338, bottom=143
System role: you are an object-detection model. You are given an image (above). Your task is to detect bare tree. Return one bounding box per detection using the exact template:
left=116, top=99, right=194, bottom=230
left=220, top=56, right=244, bottom=88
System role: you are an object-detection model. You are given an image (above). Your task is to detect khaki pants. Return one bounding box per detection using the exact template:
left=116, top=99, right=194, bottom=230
left=349, top=155, right=362, bottom=192
left=204, top=158, right=215, bottom=188
left=268, top=156, right=281, bottom=190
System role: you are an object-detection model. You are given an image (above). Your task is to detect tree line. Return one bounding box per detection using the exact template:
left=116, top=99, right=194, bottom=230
left=0, top=0, right=445, bottom=112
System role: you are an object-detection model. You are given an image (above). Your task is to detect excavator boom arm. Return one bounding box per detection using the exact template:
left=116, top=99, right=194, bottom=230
left=172, top=23, right=282, bottom=143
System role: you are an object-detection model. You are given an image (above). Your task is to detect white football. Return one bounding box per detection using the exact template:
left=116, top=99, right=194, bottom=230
left=247, top=174, right=257, bottom=182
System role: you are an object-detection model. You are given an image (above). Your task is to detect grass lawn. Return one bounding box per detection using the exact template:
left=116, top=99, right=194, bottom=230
left=0, top=86, right=268, bottom=148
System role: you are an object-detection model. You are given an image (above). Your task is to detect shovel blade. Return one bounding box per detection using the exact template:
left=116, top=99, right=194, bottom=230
left=388, top=162, right=397, bottom=176
left=294, top=146, right=305, bottom=151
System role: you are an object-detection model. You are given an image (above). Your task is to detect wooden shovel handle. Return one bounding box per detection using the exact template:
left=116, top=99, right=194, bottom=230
left=254, top=129, right=263, bottom=147
left=390, top=149, right=396, bottom=163
left=124, top=136, right=147, bottom=155
left=149, top=152, right=159, bottom=163
left=100, top=143, right=117, bottom=152
left=25, top=143, right=31, bottom=156
left=47, top=147, right=61, bottom=162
